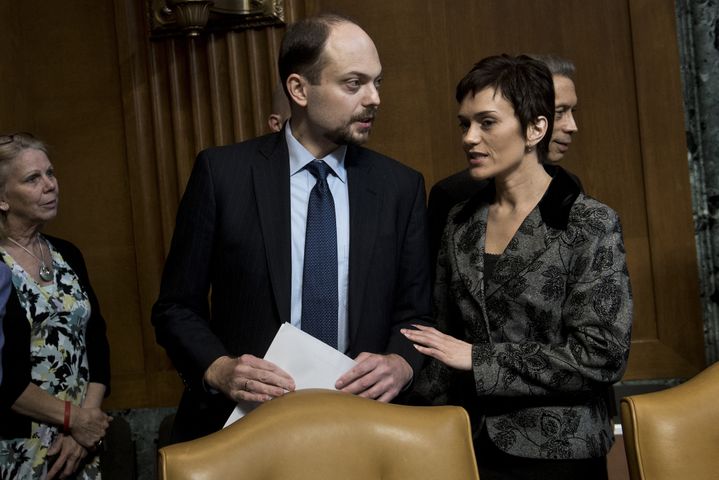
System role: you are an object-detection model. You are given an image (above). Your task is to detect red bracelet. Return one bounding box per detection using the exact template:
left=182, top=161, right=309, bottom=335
left=63, top=400, right=71, bottom=434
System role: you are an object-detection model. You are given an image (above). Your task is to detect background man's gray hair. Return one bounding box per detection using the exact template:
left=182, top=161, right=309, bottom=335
left=527, top=53, right=576, bottom=79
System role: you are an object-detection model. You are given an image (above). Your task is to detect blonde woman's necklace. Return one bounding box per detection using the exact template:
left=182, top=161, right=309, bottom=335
left=6, top=235, right=53, bottom=281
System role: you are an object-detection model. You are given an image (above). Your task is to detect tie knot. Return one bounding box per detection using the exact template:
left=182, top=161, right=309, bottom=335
left=306, top=160, right=332, bottom=182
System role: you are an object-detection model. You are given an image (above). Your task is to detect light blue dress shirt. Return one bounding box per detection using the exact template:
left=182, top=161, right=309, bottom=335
left=286, top=123, right=350, bottom=353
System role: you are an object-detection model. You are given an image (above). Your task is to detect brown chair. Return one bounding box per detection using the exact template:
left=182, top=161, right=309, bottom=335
left=158, top=389, right=479, bottom=480
left=620, top=362, right=719, bottom=480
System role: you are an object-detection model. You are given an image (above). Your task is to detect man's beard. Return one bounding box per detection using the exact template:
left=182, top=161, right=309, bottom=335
left=326, top=108, right=378, bottom=146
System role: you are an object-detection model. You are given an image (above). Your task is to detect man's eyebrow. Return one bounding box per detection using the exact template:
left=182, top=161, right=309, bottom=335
left=343, top=70, right=383, bottom=79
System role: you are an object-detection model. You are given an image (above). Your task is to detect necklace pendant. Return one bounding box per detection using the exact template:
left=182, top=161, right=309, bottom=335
left=39, top=263, right=53, bottom=282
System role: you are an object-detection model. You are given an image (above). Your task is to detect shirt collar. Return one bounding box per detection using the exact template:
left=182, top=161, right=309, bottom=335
left=285, top=122, right=347, bottom=183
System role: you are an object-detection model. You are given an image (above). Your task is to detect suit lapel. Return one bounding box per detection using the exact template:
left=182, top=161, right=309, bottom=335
left=452, top=203, right=488, bottom=301
left=253, top=134, right=291, bottom=326
left=345, top=147, right=380, bottom=345
left=450, top=199, right=554, bottom=340
left=452, top=196, right=554, bottom=299
left=486, top=208, right=552, bottom=298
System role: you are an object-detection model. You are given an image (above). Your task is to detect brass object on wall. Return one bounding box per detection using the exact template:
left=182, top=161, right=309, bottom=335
left=149, top=0, right=285, bottom=38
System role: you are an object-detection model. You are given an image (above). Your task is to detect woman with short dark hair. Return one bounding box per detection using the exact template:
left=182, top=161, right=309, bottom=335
left=404, top=55, right=632, bottom=480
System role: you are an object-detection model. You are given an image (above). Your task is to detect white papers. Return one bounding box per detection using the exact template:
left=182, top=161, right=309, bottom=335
left=223, top=323, right=357, bottom=427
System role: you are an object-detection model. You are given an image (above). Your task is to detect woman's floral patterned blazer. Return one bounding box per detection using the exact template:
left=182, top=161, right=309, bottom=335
left=429, top=165, right=633, bottom=460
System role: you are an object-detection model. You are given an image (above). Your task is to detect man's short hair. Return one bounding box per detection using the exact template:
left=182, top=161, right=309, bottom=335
left=526, top=53, right=576, bottom=80
left=455, top=54, right=555, bottom=161
left=278, top=13, right=356, bottom=97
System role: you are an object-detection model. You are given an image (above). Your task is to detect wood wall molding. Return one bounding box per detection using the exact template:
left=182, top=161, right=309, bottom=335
left=624, top=0, right=704, bottom=377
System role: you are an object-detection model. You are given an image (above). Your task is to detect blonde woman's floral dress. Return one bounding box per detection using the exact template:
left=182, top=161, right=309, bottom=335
left=0, top=239, right=101, bottom=479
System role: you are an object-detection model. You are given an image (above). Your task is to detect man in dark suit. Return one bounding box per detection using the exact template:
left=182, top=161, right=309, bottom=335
left=152, top=13, right=432, bottom=443
left=428, top=54, right=580, bottom=265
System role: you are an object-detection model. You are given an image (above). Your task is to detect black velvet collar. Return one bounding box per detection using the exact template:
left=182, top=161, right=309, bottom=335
left=454, top=164, right=581, bottom=231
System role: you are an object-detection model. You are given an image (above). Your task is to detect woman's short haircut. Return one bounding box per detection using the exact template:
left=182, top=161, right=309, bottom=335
left=455, top=54, right=555, bottom=161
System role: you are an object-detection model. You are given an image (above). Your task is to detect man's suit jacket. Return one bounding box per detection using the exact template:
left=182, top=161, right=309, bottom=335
left=152, top=130, right=433, bottom=443
left=419, top=166, right=632, bottom=459
left=427, top=170, right=487, bottom=271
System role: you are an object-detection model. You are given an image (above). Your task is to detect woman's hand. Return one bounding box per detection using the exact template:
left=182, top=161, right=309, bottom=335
left=46, top=434, right=88, bottom=480
left=401, top=324, right=473, bottom=371
left=69, top=405, right=111, bottom=449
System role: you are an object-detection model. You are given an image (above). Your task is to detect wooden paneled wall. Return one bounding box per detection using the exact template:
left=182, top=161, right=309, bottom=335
left=0, top=1, right=147, bottom=408
left=0, top=0, right=705, bottom=409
